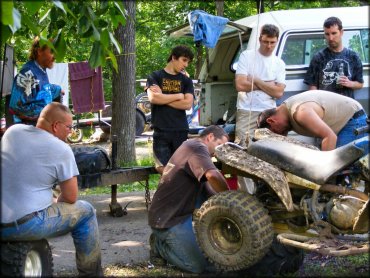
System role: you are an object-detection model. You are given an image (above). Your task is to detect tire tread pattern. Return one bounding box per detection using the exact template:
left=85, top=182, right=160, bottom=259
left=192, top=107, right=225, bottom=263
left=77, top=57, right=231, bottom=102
left=193, top=191, right=274, bottom=271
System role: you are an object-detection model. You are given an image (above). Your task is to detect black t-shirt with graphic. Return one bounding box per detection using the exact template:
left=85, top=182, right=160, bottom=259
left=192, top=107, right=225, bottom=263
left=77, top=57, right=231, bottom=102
left=146, top=69, right=194, bottom=131
left=304, top=47, right=363, bottom=98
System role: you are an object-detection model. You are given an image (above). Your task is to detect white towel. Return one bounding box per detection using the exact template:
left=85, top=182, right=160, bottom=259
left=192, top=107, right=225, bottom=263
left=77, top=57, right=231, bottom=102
left=47, top=63, right=69, bottom=107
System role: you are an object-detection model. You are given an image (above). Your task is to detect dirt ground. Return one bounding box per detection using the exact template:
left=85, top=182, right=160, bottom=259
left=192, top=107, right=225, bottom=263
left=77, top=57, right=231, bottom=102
left=49, top=135, right=155, bottom=275
left=50, top=191, right=153, bottom=275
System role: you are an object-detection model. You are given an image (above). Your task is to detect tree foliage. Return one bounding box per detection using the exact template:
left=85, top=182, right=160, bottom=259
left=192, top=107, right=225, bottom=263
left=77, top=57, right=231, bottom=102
left=1, top=0, right=126, bottom=70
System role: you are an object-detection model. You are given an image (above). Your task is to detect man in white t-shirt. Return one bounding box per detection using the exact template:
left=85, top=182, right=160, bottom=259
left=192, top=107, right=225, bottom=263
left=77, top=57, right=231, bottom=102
left=234, top=24, right=286, bottom=194
left=235, top=23, right=286, bottom=147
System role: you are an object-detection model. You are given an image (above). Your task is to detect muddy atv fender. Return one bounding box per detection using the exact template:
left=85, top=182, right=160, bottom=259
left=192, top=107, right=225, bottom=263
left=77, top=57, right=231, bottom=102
left=1, top=239, right=53, bottom=277
left=193, top=190, right=274, bottom=271
left=216, top=143, right=294, bottom=211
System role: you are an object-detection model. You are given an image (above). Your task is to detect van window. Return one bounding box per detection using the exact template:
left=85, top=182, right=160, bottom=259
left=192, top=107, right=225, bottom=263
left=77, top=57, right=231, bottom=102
left=281, top=33, right=326, bottom=66
left=281, top=29, right=369, bottom=67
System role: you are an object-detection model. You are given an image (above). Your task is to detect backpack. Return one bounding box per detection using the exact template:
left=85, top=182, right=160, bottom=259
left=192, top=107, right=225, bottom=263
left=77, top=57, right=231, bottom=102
left=71, top=145, right=111, bottom=175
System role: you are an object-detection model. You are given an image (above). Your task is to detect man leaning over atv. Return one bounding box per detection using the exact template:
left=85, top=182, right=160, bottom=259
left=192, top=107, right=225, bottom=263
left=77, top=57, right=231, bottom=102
left=257, top=89, right=368, bottom=154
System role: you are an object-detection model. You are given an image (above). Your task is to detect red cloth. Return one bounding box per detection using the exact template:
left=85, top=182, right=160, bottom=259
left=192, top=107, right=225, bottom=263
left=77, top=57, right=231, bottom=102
left=68, top=62, right=105, bottom=113
left=224, top=174, right=238, bottom=190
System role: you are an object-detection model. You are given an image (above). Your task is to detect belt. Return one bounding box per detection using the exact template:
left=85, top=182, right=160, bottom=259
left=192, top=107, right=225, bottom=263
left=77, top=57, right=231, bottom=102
left=352, top=110, right=365, bottom=119
left=0, top=212, right=38, bottom=228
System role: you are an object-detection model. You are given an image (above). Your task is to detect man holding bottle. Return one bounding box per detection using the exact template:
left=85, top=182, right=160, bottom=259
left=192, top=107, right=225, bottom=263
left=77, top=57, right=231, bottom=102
left=304, top=16, right=363, bottom=98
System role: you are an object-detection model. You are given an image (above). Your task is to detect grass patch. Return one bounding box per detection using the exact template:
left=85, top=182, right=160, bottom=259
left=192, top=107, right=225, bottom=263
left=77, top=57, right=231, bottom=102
left=298, top=252, right=369, bottom=277
left=79, top=155, right=160, bottom=196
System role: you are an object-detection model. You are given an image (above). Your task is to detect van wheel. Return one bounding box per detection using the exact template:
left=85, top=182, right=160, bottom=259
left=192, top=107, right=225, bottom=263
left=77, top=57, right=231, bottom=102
left=1, top=240, right=53, bottom=277
left=193, top=191, right=274, bottom=271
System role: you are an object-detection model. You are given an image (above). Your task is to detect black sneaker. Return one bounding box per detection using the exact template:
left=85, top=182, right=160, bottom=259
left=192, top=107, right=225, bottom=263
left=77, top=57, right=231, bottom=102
left=149, top=233, right=167, bottom=266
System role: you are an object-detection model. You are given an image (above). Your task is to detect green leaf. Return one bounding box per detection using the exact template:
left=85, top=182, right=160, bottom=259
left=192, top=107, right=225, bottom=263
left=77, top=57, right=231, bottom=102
left=23, top=1, right=44, bottom=16
left=1, top=24, right=12, bottom=43
left=110, top=13, right=126, bottom=29
left=87, top=6, right=96, bottom=21
left=39, top=36, right=54, bottom=49
left=80, top=26, right=93, bottom=38
left=113, top=1, right=127, bottom=17
left=100, top=29, right=109, bottom=48
left=22, top=14, right=40, bottom=35
left=92, top=24, right=100, bottom=41
left=54, top=31, right=67, bottom=62
left=78, top=15, right=90, bottom=34
left=9, top=8, right=21, bottom=34
left=62, top=2, right=77, bottom=20
left=89, top=41, right=103, bottom=68
left=56, top=19, right=66, bottom=29
left=96, top=1, right=109, bottom=16
left=39, top=8, right=51, bottom=23
left=1, top=1, right=13, bottom=25
left=109, top=31, right=122, bottom=54
left=97, top=19, right=108, bottom=28
left=52, top=0, right=67, bottom=14
left=106, top=49, right=118, bottom=72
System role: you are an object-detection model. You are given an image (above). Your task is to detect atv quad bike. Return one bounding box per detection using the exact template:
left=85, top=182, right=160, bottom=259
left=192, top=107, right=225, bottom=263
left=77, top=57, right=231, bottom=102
left=193, top=128, right=369, bottom=275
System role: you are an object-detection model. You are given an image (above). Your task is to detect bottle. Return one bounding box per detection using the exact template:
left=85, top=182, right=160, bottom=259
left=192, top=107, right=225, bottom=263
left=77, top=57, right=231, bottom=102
left=336, top=63, right=344, bottom=88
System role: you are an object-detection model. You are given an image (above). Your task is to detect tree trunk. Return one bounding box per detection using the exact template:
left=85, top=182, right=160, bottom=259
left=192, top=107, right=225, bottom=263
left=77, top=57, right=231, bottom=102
left=215, top=0, right=224, bottom=16
left=111, top=0, right=136, bottom=164
left=256, top=0, right=264, bottom=13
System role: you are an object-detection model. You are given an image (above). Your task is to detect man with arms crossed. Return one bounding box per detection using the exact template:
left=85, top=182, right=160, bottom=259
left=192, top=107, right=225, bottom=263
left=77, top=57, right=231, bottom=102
left=146, top=45, right=195, bottom=174
left=235, top=24, right=286, bottom=193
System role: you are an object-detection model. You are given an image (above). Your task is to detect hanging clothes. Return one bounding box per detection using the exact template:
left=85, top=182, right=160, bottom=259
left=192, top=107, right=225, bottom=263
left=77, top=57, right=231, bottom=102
left=47, top=63, right=69, bottom=107
left=68, top=61, right=105, bottom=113
left=188, top=10, right=229, bottom=48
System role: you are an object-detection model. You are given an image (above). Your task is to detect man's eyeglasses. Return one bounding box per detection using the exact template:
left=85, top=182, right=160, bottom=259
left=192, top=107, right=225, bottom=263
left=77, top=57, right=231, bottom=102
left=59, top=122, right=74, bottom=130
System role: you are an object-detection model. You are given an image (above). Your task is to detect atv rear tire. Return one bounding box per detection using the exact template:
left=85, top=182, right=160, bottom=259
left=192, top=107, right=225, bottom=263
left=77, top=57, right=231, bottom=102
left=1, top=239, right=53, bottom=277
left=244, top=237, right=305, bottom=276
left=193, top=190, right=274, bottom=272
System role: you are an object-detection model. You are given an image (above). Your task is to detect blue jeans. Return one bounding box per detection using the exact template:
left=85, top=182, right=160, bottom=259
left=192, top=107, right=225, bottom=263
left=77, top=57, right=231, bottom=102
left=1, top=200, right=103, bottom=276
left=337, top=113, right=368, bottom=155
left=151, top=194, right=215, bottom=274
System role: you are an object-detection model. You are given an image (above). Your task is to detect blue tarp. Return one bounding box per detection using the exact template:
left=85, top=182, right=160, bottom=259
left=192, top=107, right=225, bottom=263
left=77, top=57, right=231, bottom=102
left=188, top=10, right=229, bottom=48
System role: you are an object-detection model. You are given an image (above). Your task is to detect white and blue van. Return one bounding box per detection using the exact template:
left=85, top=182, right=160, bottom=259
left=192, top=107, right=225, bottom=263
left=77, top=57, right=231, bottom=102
left=169, top=6, right=369, bottom=127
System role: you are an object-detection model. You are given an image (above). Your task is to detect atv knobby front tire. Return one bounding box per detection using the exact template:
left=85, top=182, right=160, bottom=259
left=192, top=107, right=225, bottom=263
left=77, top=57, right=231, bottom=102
left=1, top=239, right=53, bottom=277
left=193, top=190, right=274, bottom=271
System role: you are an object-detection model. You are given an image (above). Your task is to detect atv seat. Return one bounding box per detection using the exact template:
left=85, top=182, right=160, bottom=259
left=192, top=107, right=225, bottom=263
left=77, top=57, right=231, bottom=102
left=248, top=138, right=365, bottom=184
